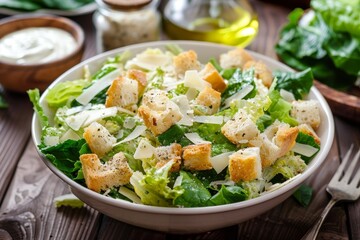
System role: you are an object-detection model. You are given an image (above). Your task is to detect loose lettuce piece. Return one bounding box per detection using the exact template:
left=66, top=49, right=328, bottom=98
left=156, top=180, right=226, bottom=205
left=221, top=68, right=257, bottom=102
left=273, top=68, right=313, bottom=100
left=40, top=139, right=88, bottom=181
left=53, top=194, right=84, bottom=208
left=293, top=184, right=313, bottom=207
left=173, top=171, right=211, bottom=207
left=295, top=132, right=320, bottom=163
left=208, top=185, right=247, bottom=206
left=267, top=90, right=298, bottom=126
left=130, top=160, right=184, bottom=207
left=263, top=154, right=307, bottom=182
left=0, top=91, right=8, bottom=109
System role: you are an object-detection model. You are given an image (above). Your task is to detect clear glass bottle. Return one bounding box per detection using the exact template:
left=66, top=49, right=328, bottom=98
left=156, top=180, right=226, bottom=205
left=94, top=0, right=160, bottom=53
left=163, top=0, right=259, bottom=47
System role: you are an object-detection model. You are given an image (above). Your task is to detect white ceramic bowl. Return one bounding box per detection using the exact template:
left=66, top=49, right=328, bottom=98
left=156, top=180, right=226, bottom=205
left=32, top=41, right=334, bottom=234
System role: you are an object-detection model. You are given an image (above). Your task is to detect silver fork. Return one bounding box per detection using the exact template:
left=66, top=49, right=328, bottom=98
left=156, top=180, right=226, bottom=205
left=301, top=145, right=360, bottom=240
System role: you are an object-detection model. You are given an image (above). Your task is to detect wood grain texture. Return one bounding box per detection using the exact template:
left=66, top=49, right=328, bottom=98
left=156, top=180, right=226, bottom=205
left=0, top=93, right=32, bottom=203
left=0, top=141, right=101, bottom=240
left=334, top=117, right=360, bottom=240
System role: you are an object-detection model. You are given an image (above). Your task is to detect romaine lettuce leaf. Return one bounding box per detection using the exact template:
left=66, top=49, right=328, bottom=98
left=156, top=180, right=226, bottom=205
left=40, top=139, right=88, bottom=181
left=208, top=185, right=247, bottom=206
left=273, top=68, right=313, bottom=100
left=173, top=171, right=211, bottom=207
left=311, top=0, right=360, bottom=38
left=267, top=90, right=298, bottom=126
left=27, top=89, right=49, bottom=136
left=221, top=68, right=257, bottom=102
left=295, top=132, right=320, bottom=163
left=293, top=184, right=313, bottom=207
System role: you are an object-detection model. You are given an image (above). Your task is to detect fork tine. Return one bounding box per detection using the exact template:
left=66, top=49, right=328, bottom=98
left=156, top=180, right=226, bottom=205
left=342, top=148, right=360, bottom=183
left=349, top=149, right=360, bottom=187
left=332, top=145, right=354, bottom=181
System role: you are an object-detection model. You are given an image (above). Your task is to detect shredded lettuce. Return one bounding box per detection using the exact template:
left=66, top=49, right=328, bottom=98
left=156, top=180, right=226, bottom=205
left=263, top=154, right=307, bottom=182
left=130, top=160, right=184, bottom=207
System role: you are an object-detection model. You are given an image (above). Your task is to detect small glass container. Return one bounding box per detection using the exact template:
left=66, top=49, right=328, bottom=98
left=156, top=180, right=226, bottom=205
left=94, top=0, right=160, bottom=53
left=163, top=0, right=258, bottom=47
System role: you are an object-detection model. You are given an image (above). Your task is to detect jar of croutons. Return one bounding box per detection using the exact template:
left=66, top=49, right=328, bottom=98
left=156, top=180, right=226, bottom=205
left=94, top=0, right=160, bottom=53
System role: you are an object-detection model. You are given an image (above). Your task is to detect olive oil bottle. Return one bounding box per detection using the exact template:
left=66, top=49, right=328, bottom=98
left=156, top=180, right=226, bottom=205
left=163, top=0, right=259, bottom=47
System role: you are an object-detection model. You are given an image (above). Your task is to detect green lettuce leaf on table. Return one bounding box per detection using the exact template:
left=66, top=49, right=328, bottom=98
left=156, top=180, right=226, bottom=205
left=275, top=4, right=359, bottom=90
left=0, top=0, right=93, bottom=11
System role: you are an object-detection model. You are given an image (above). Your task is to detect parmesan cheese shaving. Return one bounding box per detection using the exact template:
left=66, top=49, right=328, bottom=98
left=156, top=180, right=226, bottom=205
left=280, top=89, right=296, bottom=102
left=292, top=142, right=318, bottom=157
left=223, top=84, right=254, bottom=109
left=210, top=152, right=235, bottom=174
left=134, top=139, right=155, bottom=159
left=184, top=133, right=210, bottom=145
left=44, top=135, right=59, bottom=146
left=119, top=187, right=142, bottom=204
left=60, top=129, right=80, bottom=142
left=76, top=69, right=120, bottom=105
left=193, top=115, right=224, bottom=124
left=83, top=107, right=118, bottom=127
left=114, top=125, right=147, bottom=146
left=184, top=70, right=211, bottom=91
left=171, top=95, right=193, bottom=126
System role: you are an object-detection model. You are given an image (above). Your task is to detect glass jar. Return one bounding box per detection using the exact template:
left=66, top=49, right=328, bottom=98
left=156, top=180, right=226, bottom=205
left=163, top=0, right=258, bottom=47
left=94, top=0, right=160, bottom=53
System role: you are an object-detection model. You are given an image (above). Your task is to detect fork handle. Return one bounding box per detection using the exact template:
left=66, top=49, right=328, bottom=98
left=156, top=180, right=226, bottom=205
left=301, top=198, right=338, bottom=240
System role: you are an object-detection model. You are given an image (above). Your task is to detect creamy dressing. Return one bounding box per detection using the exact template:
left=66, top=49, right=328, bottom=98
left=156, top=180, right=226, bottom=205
left=0, top=27, right=77, bottom=65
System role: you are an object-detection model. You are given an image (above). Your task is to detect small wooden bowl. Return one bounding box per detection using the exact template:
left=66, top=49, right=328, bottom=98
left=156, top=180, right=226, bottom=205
left=0, top=15, right=85, bottom=92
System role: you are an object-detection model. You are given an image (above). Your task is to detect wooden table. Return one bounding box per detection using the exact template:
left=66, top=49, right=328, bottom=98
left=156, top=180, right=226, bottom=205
left=0, top=1, right=359, bottom=239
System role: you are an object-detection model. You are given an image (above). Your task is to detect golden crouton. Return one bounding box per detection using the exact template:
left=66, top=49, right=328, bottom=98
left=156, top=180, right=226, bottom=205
left=126, top=69, right=147, bottom=95
left=105, top=76, right=139, bottom=110
left=298, top=124, right=321, bottom=145
left=138, top=90, right=182, bottom=136
left=229, top=147, right=262, bottom=182
left=194, top=86, right=221, bottom=115
left=199, top=63, right=227, bottom=92
left=250, top=121, right=299, bottom=167
left=182, top=143, right=212, bottom=171
left=83, top=122, right=116, bottom=158
left=291, top=100, right=321, bottom=130
left=155, top=143, right=182, bottom=172
left=173, top=50, right=201, bottom=76
left=80, top=152, right=133, bottom=192
left=243, top=61, right=273, bottom=88
left=221, top=109, right=260, bottom=145
left=219, top=48, right=253, bottom=70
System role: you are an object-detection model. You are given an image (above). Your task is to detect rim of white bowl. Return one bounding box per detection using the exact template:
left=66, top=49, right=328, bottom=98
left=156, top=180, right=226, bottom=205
left=31, top=40, right=335, bottom=215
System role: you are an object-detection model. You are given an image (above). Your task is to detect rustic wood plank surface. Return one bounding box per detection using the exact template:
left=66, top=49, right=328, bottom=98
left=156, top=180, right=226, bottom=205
left=0, top=0, right=359, bottom=239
